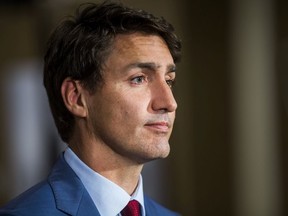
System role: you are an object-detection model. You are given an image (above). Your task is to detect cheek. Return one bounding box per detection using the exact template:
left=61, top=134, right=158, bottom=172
left=116, top=90, right=149, bottom=115
left=97, top=85, right=151, bottom=126
left=117, top=102, right=151, bottom=138
left=117, top=100, right=144, bottom=124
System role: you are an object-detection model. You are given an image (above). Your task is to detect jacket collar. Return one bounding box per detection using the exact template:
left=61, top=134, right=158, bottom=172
left=48, top=154, right=100, bottom=216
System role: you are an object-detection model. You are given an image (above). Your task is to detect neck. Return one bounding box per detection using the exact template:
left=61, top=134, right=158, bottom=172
left=69, top=136, right=143, bottom=195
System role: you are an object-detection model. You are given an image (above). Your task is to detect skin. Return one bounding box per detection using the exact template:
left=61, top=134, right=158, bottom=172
left=61, top=33, right=177, bottom=195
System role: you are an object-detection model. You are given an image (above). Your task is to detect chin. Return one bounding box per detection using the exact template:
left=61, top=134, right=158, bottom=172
left=140, top=144, right=171, bottom=163
left=158, top=148, right=170, bottom=159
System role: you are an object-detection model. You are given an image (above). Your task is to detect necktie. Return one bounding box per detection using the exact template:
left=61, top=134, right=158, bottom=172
left=121, top=200, right=141, bottom=216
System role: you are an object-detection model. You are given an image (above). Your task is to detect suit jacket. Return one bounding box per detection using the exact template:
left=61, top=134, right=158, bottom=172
left=0, top=154, right=180, bottom=216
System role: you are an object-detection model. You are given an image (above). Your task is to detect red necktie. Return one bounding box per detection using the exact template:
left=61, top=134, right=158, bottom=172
left=121, top=200, right=141, bottom=216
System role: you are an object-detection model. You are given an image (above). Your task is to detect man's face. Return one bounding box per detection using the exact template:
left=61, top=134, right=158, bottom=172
left=86, top=33, right=177, bottom=164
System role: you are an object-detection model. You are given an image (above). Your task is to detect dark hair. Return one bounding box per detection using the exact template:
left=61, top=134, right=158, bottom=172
left=43, top=1, right=182, bottom=143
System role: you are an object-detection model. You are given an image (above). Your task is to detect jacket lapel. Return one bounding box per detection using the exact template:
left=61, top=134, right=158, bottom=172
left=48, top=154, right=100, bottom=216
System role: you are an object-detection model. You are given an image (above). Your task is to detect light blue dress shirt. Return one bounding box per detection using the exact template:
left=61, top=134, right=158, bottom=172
left=64, top=147, right=145, bottom=216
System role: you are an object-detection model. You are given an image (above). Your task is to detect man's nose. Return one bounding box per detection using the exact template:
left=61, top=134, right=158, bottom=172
left=151, top=80, right=178, bottom=113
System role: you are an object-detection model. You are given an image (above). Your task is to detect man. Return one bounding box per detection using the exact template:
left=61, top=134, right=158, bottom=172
left=0, top=1, right=181, bottom=215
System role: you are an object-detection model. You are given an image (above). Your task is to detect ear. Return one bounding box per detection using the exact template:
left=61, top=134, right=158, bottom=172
left=61, top=77, right=88, bottom=117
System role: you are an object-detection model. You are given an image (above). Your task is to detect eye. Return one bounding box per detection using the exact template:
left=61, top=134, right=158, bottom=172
left=130, top=76, right=147, bottom=85
left=166, top=79, right=175, bottom=89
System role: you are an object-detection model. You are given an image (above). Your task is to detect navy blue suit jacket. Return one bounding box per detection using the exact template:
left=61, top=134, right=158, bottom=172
left=0, top=154, right=180, bottom=216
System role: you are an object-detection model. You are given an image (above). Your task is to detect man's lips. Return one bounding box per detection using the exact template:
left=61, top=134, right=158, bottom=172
left=144, top=121, right=170, bottom=132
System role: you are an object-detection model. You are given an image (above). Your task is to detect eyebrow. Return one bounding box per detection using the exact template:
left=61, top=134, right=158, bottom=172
left=126, top=62, right=176, bottom=73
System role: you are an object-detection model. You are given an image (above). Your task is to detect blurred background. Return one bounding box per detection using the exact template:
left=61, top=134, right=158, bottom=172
left=0, top=0, right=288, bottom=215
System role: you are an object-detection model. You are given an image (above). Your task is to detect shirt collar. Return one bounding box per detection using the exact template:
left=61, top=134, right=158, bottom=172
left=64, top=147, right=145, bottom=216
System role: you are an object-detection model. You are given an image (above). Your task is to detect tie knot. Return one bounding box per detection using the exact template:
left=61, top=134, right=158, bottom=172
left=121, top=200, right=141, bottom=216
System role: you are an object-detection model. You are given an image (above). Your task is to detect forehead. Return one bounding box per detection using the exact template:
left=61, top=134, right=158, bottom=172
left=113, top=33, right=167, bottom=48
left=107, top=33, right=173, bottom=62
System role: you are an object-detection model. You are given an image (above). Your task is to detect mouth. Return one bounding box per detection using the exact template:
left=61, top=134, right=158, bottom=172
left=144, top=121, right=170, bottom=133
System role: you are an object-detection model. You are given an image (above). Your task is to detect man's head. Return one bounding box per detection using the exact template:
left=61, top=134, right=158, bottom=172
left=43, top=1, right=181, bottom=147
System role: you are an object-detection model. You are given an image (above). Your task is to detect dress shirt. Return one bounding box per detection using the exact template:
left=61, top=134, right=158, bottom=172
left=64, top=147, right=145, bottom=216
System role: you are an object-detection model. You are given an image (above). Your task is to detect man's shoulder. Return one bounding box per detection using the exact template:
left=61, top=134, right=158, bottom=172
left=144, top=196, right=181, bottom=216
left=0, top=180, right=61, bottom=216
left=0, top=154, right=72, bottom=216
left=0, top=154, right=95, bottom=216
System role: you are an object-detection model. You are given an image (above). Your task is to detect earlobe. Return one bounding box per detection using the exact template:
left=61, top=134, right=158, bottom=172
left=61, top=78, right=88, bottom=117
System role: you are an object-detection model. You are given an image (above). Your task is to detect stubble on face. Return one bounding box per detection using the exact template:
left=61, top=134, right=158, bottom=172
left=84, top=33, right=177, bottom=165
